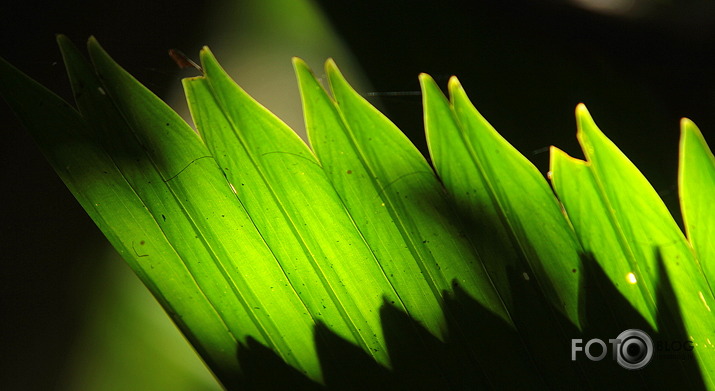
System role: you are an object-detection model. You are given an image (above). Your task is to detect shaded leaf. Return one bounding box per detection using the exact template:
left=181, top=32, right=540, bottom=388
left=575, top=104, right=715, bottom=387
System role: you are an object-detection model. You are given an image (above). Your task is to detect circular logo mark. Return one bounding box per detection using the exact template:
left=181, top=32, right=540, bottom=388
left=615, top=329, right=653, bottom=370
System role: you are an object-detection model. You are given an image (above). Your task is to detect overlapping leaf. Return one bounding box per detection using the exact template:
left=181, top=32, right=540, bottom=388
left=424, top=75, right=584, bottom=326
left=0, top=42, right=245, bottom=386
left=295, top=59, right=548, bottom=387
left=551, top=105, right=715, bottom=388
left=183, top=47, right=408, bottom=370
left=421, top=74, right=588, bottom=387
left=550, top=147, right=658, bottom=328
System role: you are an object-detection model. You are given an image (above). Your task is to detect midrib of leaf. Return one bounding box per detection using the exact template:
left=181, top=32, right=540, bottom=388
left=421, top=75, right=591, bottom=388
left=445, top=85, right=528, bottom=282
left=185, top=74, right=374, bottom=358
left=422, top=74, right=550, bottom=315
left=588, top=155, right=659, bottom=321
left=339, top=136, right=448, bottom=315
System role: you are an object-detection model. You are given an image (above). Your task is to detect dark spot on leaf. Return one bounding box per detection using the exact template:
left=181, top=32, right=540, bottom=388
left=140, top=240, right=145, bottom=245
left=572, top=269, right=577, bottom=273
left=162, top=214, right=166, bottom=222
left=346, top=170, right=352, bottom=174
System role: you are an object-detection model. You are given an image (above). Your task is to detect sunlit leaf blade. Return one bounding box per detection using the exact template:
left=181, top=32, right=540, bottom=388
left=422, top=74, right=589, bottom=388
left=419, top=75, right=518, bottom=310
left=83, top=38, right=322, bottom=381
left=576, top=104, right=715, bottom=386
left=0, top=49, right=243, bottom=385
left=297, top=60, right=545, bottom=387
left=322, top=59, right=512, bottom=328
left=445, top=77, right=584, bottom=327
left=549, top=147, right=657, bottom=329
left=679, top=119, right=715, bottom=285
left=294, top=58, right=448, bottom=332
left=183, top=48, right=410, bottom=370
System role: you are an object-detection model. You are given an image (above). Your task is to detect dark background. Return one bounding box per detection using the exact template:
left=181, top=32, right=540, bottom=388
left=2, top=0, right=714, bottom=389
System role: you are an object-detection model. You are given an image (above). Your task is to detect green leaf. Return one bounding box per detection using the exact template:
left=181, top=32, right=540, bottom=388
left=79, top=37, right=323, bottom=382
left=421, top=75, right=590, bottom=387
left=327, top=59, right=512, bottom=324
left=183, top=47, right=409, bottom=370
left=549, top=146, right=658, bottom=329
left=679, top=119, right=715, bottom=285
left=293, top=58, right=448, bottom=340
left=297, top=59, right=546, bottom=387
left=575, top=104, right=715, bottom=387
left=0, top=42, right=244, bottom=384
left=443, top=76, right=584, bottom=327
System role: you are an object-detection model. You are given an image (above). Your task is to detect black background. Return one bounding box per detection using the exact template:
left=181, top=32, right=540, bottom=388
left=2, top=0, right=714, bottom=389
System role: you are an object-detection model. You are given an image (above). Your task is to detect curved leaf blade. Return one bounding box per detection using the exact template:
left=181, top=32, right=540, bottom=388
left=549, top=146, right=657, bottom=328
left=185, top=48, right=408, bottom=370
left=679, top=119, right=715, bottom=285
left=576, top=104, right=715, bottom=387
left=446, top=77, right=584, bottom=327
left=0, top=50, right=244, bottom=385
left=319, top=62, right=553, bottom=387
left=422, top=74, right=590, bottom=388
left=323, top=59, right=511, bottom=327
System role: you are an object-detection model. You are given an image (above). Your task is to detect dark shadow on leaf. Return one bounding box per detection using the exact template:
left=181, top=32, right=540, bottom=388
left=574, top=250, right=704, bottom=390
left=441, top=283, right=545, bottom=390
left=379, top=298, right=458, bottom=390
left=502, top=262, right=584, bottom=389
left=424, top=177, right=705, bottom=390
left=226, top=194, right=705, bottom=391
left=313, top=321, right=396, bottom=390
left=234, top=337, right=326, bottom=391
left=648, top=249, right=704, bottom=390
left=227, top=248, right=705, bottom=390
left=577, top=251, right=653, bottom=390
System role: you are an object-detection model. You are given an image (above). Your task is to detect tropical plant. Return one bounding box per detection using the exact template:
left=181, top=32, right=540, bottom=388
left=1, top=36, right=713, bottom=390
